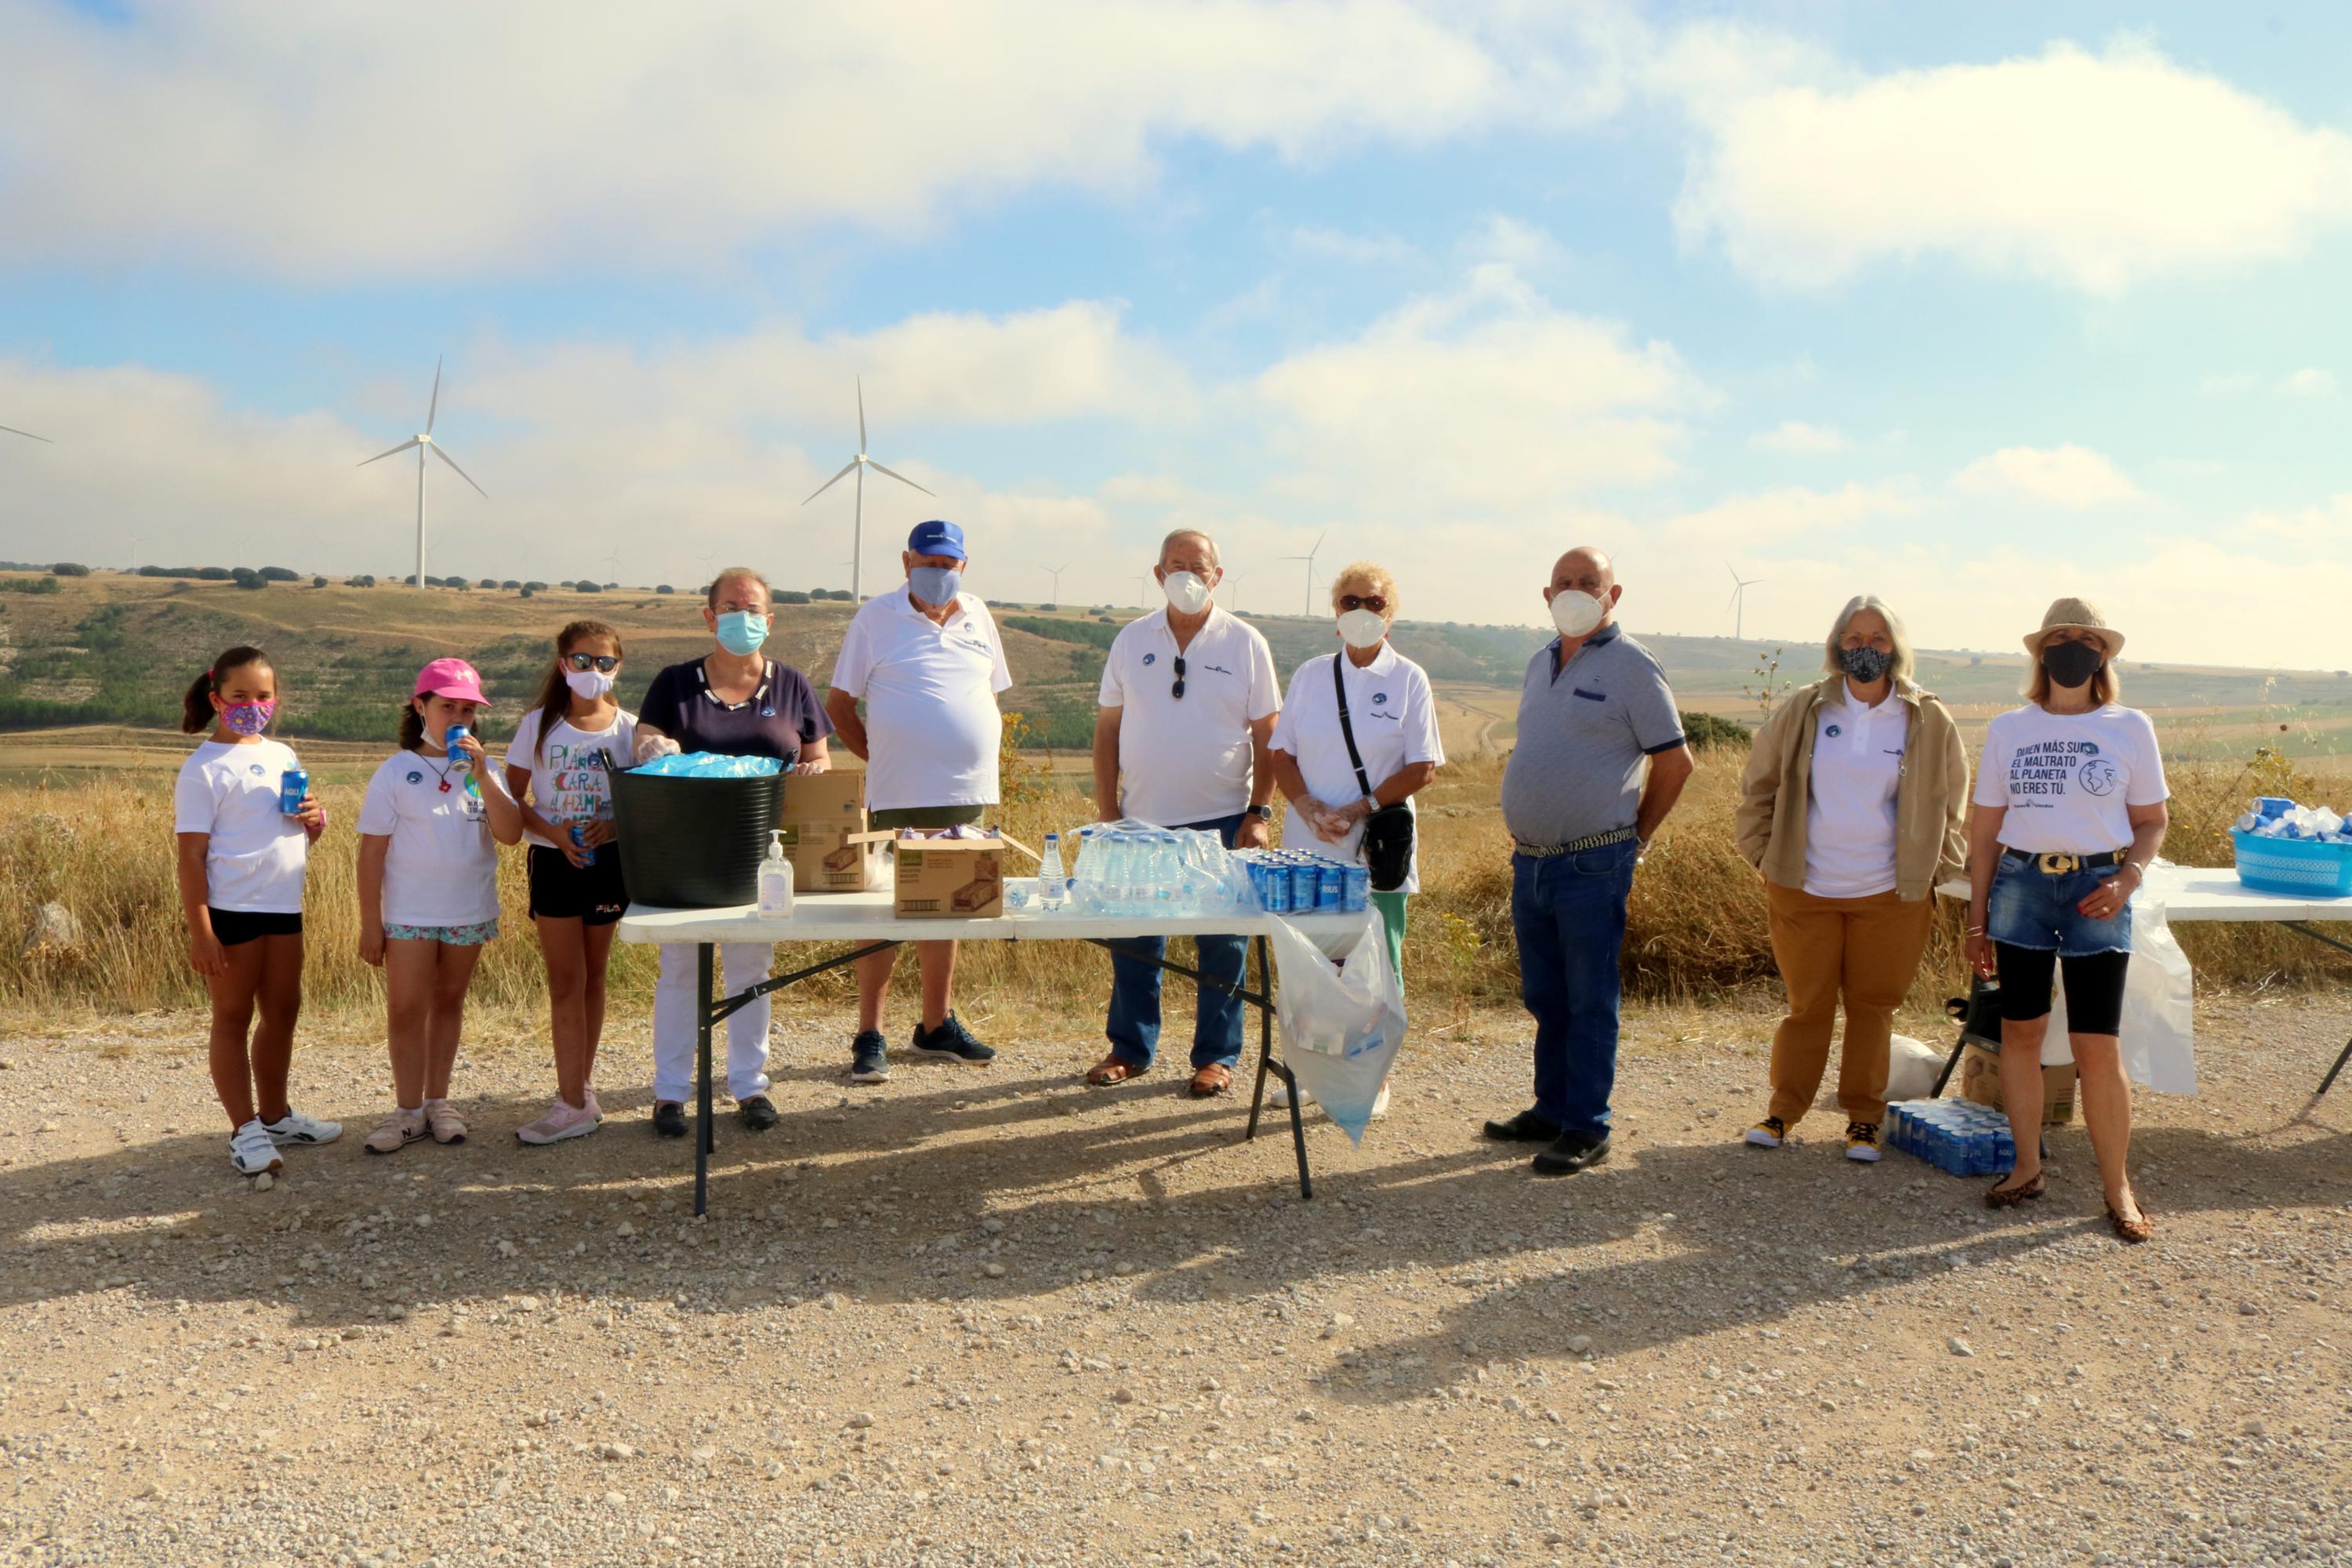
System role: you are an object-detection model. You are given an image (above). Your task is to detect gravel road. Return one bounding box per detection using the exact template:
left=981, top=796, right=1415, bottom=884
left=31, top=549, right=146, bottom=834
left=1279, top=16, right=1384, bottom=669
left=2, top=990, right=2347, bottom=1567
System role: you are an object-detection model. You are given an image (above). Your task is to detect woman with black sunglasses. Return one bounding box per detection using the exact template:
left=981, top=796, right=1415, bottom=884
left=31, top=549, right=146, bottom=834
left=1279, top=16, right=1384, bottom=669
left=503, top=619, right=638, bottom=1145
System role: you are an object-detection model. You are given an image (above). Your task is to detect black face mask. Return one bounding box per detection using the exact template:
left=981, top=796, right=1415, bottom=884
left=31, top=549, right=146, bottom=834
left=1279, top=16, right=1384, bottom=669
left=1838, top=645, right=1894, bottom=684
left=2042, top=640, right=2104, bottom=690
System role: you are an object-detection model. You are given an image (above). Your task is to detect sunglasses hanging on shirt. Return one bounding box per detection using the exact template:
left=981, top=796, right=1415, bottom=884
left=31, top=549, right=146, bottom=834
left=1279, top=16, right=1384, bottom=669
left=1171, top=654, right=1187, bottom=701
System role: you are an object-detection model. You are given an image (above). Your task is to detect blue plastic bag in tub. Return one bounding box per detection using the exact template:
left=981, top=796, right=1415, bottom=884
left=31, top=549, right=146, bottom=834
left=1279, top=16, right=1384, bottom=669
left=1265, top=913, right=1406, bottom=1146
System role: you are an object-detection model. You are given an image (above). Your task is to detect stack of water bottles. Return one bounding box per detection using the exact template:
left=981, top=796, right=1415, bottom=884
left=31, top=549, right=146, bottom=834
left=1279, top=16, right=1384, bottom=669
left=1041, top=823, right=1255, bottom=918
left=2231, top=794, right=2352, bottom=898
left=1233, top=848, right=1369, bottom=916
left=1885, top=1098, right=2017, bottom=1178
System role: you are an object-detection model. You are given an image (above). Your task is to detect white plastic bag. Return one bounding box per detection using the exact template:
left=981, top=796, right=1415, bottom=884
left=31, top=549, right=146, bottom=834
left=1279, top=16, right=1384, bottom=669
left=2042, top=902, right=2195, bottom=1094
left=1883, top=1034, right=1944, bottom=1104
left=1265, top=913, right=1406, bottom=1146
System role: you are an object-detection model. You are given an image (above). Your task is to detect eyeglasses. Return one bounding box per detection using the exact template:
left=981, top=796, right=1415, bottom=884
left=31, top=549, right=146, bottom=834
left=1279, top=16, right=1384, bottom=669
left=1339, top=593, right=1388, bottom=615
left=564, top=653, right=621, bottom=673
left=1171, top=654, right=1186, bottom=701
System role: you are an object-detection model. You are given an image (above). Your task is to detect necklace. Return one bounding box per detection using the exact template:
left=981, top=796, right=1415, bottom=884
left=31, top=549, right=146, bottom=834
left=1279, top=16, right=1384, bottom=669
left=423, top=751, right=459, bottom=794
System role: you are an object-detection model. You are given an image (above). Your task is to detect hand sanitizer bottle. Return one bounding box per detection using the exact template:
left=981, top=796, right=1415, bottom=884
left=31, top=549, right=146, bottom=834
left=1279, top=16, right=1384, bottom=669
left=758, top=830, right=796, bottom=917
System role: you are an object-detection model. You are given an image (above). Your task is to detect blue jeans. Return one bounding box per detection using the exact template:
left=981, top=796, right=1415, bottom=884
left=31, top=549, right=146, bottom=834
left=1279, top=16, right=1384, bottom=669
left=1512, top=839, right=1639, bottom=1138
left=1106, top=813, right=1250, bottom=1071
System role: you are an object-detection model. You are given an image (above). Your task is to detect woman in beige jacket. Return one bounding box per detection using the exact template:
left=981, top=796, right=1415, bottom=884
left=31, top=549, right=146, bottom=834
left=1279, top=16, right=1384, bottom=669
left=1733, top=595, right=1969, bottom=1161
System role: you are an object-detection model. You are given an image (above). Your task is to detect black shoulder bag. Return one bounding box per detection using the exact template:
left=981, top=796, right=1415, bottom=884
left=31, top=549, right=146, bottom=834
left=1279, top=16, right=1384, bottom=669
left=1331, top=654, right=1415, bottom=892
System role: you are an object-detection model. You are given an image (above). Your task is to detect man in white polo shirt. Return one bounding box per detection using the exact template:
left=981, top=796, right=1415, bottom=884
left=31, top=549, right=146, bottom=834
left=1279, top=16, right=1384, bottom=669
left=826, top=520, right=1013, bottom=1084
left=1085, top=529, right=1280, bottom=1096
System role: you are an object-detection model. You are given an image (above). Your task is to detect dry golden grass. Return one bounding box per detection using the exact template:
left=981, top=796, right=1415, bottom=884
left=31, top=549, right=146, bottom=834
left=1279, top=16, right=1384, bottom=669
left=3, top=739, right=2347, bottom=1034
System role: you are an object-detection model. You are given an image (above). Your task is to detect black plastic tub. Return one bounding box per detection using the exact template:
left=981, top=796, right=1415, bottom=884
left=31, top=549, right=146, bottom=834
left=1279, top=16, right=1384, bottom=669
left=609, top=768, right=786, bottom=909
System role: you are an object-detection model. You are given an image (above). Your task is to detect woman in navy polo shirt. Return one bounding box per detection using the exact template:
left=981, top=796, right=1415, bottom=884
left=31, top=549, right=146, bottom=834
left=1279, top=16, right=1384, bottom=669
left=631, top=566, right=832, bottom=1138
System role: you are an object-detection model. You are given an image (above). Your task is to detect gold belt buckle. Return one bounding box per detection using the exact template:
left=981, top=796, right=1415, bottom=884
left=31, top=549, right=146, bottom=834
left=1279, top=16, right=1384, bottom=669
left=2037, top=852, right=2081, bottom=875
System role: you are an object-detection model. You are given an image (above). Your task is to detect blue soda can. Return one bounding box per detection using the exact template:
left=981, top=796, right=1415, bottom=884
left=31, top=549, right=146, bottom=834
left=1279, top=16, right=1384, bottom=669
left=445, top=725, right=470, bottom=771
left=568, top=822, right=590, bottom=858
left=1316, top=860, right=1344, bottom=910
left=1288, top=861, right=1319, bottom=909
left=1342, top=864, right=1370, bottom=913
left=1259, top=862, right=1291, bottom=914
left=278, top=767, right=309, bottom=815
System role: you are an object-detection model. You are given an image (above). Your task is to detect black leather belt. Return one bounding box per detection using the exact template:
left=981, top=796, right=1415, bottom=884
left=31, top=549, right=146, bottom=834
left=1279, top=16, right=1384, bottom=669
left=1515, top=826, right=1639, bottom=858
left=2002, top=848, right=2125, bottom=874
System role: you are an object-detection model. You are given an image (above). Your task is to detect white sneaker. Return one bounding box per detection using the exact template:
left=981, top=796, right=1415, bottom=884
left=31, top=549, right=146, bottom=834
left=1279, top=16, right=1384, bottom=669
left=1368, top=1081, right=1391, bottom=1120
left=229, top=1120, right=284, bottom=1176
left=262, top=1109, right=343, bottom=1146
left=1268, top=1077, right=1316, bottom=1110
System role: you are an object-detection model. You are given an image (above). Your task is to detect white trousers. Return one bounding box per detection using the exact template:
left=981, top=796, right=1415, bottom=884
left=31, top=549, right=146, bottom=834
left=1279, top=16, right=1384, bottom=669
left=652, top=942, right=774, bottom=1104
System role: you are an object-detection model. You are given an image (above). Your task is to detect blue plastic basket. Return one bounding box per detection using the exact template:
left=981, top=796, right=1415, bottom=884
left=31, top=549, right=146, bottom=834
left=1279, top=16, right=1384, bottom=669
left=2232, top=828, right=2352, bottom=898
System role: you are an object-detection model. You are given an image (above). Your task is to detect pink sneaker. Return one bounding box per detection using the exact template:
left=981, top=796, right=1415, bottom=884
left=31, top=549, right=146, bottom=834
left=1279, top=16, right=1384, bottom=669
left=516, top=1096, right=600, bottom=1145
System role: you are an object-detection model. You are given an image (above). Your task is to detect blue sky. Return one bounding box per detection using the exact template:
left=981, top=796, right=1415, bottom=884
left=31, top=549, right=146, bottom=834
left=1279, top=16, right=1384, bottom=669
left=2, top=2, right=2349, bottom=667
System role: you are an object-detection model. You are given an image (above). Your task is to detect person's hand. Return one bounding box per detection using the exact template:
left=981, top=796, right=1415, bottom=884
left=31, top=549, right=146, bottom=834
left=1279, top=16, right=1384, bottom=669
left=582, top=818, right=617, bottom=849
left=296, top=792, right=326, bottom=834
left=187, top=927, right=226, bottom=978
left=359, top=926, right=386, bottom=968
left=1234, top=813, right=1272, bottom=851
left=453, top=731, right=489, bottom=772
left=791, top=755, right=830, bottom=775
left=557, top=831, right=593, bottom=870
left=1306, top=800, right=1356, bottom=844
left=2077, top=866, right=2137, bottom=922
left=1964, top=930, right=1996, bottom=979
left=634, top=733, right=682, bottom=764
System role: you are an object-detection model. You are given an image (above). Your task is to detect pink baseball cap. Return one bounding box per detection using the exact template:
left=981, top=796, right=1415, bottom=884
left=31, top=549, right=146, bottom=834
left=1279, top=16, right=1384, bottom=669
left=413, top=657, right=491, bottom=706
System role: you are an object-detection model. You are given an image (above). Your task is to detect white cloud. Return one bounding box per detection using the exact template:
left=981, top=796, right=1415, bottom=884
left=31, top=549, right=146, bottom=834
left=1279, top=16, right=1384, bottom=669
left=0, top=2, right=1637, bottom=276
left=1748, top=420, right=1848, bottom=455
left=1950, top=445, right=2143, bottom=508
left=2236, top=493, right=2352, bottom=554
left=1653, top=481, right=1918, bottom=550
left=1662, top=36, right=2352, bottom=291
left=2278, top=366, right=2339, bottom=398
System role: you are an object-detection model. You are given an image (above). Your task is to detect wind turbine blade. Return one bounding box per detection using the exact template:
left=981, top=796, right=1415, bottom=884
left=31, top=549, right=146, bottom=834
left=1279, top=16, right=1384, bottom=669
left=856, top=376, right=867, bottom=452
left=429, top=441, right=488, bottom=498
left=802, top=458, right=859, bottom=504
left=864, top=459, right=933, bottom=495
left=0, top=424, right=51, bottom=442
left=426, top=356, right=443, bottom=435
left=358, top=437, right=423, bottom=467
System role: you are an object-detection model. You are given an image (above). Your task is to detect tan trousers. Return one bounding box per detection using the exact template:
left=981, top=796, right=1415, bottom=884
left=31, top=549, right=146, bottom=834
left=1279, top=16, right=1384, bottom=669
left=1765, top=883, right=1936, bottom=1127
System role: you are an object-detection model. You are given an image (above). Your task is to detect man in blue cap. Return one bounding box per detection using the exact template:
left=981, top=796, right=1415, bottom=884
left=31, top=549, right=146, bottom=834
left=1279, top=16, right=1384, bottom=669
left=826, top=520, right=1014, bottom=1080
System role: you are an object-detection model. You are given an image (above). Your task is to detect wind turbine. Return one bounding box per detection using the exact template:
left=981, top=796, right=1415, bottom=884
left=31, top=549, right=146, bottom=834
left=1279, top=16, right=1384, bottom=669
left=1727, top=563, right=1763, bottom=641
left=1039, top=561, right=1072, bottom=604
left=357, top=358, right=486, bottom=590
left=1221, top=569, right=1243, bottom=612
left=1, top=423, right=51, bottom=444
left=1279, top=530, right=1327, bottom=615
left=802, top=377, right=931, bottom=605
left=1129, top=574, right=1148, bottom=608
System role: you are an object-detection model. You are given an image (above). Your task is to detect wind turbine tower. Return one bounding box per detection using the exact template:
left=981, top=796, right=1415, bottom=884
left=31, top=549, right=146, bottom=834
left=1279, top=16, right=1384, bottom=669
left=358, top=358, right=487, bottom=590
left=803, top=377, right=931, bottom=605
left=1040, top=561, right=1072, bottom=604
left=1279, top=531, right=1327, bottom=615
left=1727, top=564, right=1764, bottom=641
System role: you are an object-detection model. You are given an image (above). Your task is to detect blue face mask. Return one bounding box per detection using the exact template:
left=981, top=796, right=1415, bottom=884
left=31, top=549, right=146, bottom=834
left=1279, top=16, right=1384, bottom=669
left=714, top=610, right=768, bottom=655
left=909, top=566, right=962, bottom=607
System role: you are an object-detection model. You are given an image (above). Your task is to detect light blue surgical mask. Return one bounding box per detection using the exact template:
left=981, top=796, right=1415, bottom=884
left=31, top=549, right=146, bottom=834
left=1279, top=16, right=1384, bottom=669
left=909, top=566, right=962, bottom=607
left=714, top=610, right=769, bottom=655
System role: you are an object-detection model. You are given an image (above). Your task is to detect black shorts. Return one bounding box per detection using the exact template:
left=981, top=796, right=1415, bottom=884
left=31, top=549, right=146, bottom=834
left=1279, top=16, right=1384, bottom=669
left=526, top=844, right=629, bottom=925
left=210, top=909, right=303, bottom=947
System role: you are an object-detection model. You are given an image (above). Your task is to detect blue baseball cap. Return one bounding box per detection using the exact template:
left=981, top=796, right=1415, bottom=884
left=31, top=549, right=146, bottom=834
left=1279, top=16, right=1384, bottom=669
left=906, top=518, right=967, bottom=561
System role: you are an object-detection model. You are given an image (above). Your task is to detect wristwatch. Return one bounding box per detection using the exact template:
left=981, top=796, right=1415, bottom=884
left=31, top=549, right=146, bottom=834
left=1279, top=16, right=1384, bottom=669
left=1246, top=804, right=1274, bottom=822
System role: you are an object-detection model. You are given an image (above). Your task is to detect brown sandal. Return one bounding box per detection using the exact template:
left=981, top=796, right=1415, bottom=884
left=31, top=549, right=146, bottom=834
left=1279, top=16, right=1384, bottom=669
left=1086, top=1054, right=1145, bottom=1087
left=2106, top=1201, right=2154, bottom=1244
left=1985, top=1171, right=2046, bottom=1208
left=1188, top=1064, right=1232, bottom=1098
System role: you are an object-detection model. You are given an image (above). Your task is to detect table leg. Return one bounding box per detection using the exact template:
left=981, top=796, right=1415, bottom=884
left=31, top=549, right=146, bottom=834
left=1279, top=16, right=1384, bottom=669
left=695, top=942, right=715, bottom=1218
left=2284, top=924, right=2352, bottom=1098
left=1246, top=934, right=1272, bottom=1142
left=2318, top=1034, right=2352, bottom=1098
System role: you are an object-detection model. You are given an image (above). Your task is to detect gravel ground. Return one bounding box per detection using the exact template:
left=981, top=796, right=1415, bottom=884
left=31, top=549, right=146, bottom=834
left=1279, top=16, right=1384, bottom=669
left=2, top=989, right=2348, bottom=1568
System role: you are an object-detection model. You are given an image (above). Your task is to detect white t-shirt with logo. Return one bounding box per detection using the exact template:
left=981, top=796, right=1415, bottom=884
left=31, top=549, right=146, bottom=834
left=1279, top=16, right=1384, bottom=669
left=1803, top=689, right=1907, bottom=898
left=1973, top=702, right=2169, bottom=855
left=357, top=750, right=504, bottom=927
left=829, top=589, right=1014, bottom=813
left=1268, top=646, right=1446, bottom=895
left=503, top=706, right=639, bottom=851
left=1098, top=605, right=1280, bottom=826
left=172, top=738, right=310, bottom=914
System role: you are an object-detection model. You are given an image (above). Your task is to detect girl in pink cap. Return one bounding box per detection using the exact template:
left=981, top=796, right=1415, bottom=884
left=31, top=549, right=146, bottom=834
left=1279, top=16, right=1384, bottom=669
left=354, top=658, right=524, bottom=1154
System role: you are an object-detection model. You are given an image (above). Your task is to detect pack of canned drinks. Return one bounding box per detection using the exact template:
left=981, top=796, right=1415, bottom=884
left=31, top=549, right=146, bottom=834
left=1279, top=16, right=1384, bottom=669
left=1886, top=1098, right=2018, bottom=1178
left=1236, top=848, right=1369, bottom=916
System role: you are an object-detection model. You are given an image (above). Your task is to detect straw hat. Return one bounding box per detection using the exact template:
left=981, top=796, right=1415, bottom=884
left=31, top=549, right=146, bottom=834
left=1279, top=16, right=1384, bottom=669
left=2024, top=597, right=2125, bottom=659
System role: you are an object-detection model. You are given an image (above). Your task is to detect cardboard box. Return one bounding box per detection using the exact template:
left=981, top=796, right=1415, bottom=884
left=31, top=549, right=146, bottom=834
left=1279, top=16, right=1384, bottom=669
left=779, top=770, right=869, bottom=893
left=852, top=829, right=1035, bottom=919
left=1958, top=1042, right=2078, bottom=1127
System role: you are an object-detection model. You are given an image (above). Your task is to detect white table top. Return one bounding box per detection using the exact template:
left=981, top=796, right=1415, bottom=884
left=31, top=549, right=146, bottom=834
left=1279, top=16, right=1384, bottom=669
left=1937, top=861, right=2352, bottom=923
left=619, top=887, right=1375, bottom=949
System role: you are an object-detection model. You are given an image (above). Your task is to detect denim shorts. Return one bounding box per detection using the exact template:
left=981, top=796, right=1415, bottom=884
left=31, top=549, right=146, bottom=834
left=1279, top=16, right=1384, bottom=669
left=1986, top=851, right=2130, bottom=956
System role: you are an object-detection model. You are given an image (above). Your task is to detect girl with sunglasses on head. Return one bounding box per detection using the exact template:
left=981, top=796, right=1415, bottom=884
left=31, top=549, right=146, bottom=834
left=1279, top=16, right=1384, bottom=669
left=503, top=620, right=638, bottom=1145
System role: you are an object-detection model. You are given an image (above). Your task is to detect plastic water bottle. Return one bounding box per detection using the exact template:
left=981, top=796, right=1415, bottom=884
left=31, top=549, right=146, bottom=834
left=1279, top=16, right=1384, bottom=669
left=757, top=830, right=795, bottom=916
left=1151, top=834, right=1181, bottom=913
left=1039, top=833, right=1065, bottom=912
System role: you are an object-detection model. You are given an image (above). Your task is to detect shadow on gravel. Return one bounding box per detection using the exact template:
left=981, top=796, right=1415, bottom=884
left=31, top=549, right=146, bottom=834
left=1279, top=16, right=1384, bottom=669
left=3, top=1052, right=2345, bottom=1407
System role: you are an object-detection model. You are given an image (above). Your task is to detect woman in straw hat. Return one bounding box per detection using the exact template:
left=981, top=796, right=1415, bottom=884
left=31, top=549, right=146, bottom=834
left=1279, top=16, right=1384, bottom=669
left=1963, top=598, right=2168, bottom=1242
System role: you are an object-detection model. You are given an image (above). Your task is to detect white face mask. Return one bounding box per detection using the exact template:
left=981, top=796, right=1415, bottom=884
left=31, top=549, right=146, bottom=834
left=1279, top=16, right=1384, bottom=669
left=1550, top=589, right=1607, bottom=639
left=564, top=668, right=616, bottom=701
left=1336, top=608, right=1388, bottom=649
left=1162, top=570, right=1213, bottom=615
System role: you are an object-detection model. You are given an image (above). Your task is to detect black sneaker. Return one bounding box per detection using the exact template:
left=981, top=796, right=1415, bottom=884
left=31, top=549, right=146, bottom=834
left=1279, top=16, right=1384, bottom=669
left=1531, top=1131, right=1611, bottom=1177
left=739, top=1095, right=779, bottom=1132
left=848, top=1030, right=890, bottom=1084
left=911, top=1013, right=996, bottom=1065
left=651, top=1101, right=688, bottom=1138
left=1482, top=1109, right=1562, bottom=1143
